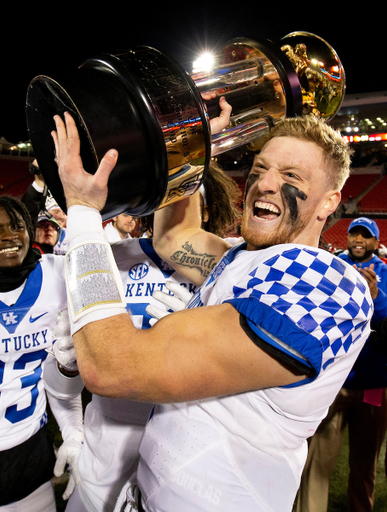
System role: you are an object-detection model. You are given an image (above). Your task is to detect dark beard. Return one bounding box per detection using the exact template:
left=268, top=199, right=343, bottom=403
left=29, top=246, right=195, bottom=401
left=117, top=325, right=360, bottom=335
left=348, top=247, right=374, bottom=262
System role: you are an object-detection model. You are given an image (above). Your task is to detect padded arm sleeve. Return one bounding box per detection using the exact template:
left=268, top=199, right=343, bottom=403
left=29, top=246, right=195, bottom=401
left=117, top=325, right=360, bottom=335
left=43, top=353, right=84, bottom=400
left=44, top=355, right=84, bottom=441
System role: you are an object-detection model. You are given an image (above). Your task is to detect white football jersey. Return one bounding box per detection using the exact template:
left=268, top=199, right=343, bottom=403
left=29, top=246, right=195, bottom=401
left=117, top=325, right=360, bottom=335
left=137, top=243, right=373, bottom=512
left=76, top=238, right=197, bottom=512
left=0, top=255, right=66, bottom=451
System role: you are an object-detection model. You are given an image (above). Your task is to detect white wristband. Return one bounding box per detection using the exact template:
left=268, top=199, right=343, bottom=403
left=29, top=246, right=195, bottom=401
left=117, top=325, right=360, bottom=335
left=66, top=205, right=106, bottom=248
left=32, top=181, right=44, bottom=193
left=65, top=205, right=126, bottom=331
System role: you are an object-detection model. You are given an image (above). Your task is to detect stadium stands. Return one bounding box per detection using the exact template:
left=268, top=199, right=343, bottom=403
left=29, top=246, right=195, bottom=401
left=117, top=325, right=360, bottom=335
left=323, top=218, right=353, bottom=250
left=340, top=173, right=380, bottom=204
left=0, top=157, right=32, bottom=198
left=358, top=175, right=387, bottom=213
left=2, top=130, right=387, bottom=257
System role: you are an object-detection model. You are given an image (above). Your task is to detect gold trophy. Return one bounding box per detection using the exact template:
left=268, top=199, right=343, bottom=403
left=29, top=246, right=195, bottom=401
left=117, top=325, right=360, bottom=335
left=26, top=31, right=345, bottom=220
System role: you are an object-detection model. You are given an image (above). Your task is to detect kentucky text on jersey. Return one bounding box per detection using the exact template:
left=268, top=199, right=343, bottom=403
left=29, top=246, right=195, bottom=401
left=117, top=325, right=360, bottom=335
left=125, top=281, right=196, bottom=298
left=2, top=330, right=49, bottom=353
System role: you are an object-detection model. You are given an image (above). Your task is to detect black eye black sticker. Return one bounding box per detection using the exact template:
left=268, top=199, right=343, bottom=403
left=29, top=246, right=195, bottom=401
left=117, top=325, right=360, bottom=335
left=244, top=173, right=260, bottom=199
left=282, top=183, right=307, bottom=222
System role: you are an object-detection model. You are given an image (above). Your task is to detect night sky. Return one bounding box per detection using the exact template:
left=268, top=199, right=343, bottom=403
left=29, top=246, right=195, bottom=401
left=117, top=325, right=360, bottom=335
left=1, top=4, right=385, bottom=142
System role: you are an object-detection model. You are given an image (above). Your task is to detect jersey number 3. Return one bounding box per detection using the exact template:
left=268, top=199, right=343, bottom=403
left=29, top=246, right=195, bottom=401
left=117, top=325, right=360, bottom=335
left=0, top=350, right=48, bottom=423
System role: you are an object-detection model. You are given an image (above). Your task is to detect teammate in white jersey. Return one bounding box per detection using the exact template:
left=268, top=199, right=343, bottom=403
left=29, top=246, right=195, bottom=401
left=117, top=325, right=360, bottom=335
left=51, top=163, right=240, bottom=512
left=0, top=196, right=83, bottom=512
left=51, top=106, right=372, bottom=512
left=62, top=237, right=197, bottom=512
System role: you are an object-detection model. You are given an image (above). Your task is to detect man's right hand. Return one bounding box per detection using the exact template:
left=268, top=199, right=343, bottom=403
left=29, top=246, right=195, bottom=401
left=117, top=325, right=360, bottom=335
left=357, top=263, right=379, bottom=300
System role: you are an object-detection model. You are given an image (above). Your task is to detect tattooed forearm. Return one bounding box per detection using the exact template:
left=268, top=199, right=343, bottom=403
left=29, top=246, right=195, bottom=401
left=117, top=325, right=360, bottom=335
left=171, top=242, right=217, bottom=277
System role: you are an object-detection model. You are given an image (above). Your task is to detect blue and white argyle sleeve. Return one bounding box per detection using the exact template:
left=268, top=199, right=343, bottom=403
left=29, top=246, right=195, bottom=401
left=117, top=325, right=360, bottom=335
left=226, top=246, right=373, bottom=384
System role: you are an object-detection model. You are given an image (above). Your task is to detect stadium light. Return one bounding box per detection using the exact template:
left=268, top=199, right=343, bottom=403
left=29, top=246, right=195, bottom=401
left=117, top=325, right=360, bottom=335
left=192, top=52, right=215, bottom=73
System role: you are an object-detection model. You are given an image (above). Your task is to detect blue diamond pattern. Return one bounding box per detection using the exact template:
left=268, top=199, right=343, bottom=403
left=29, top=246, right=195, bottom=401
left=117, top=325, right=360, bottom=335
left=265, top=267, right=285, bottom=282
left=194, top=245, right=372, bottom=373
left=296, top=296, right=317, bottom=312
left=297, top=313, right=319, bottom=332
left=268, top=282, right=290, bottom=297
left=233, top=248, right=372, bottom=367
left=320, top=297, right=343, bottom=315
left=316, top=276, right=338, bottom=296
left=338, top=276, right=356, bottom=295
left=286, top=261, right=308, bottom=278
left=291, top=280, right=315, bottom=296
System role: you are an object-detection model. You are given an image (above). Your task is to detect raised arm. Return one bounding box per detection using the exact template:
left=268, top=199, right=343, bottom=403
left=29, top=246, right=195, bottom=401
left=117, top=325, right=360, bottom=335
left=153, top=95, right=233, bottom=285
left=51, top=112, right=310, bottom=402
left=153, top=193, right=231, bottom=286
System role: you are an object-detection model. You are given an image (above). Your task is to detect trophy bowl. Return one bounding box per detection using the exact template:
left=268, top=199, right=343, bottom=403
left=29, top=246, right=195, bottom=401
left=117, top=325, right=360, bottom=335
left=26, top=48, right=211, bottom=220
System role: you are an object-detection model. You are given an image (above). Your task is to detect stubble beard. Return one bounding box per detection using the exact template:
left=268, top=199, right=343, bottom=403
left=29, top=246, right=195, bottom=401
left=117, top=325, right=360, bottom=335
left=240, top=209, right=311, bottom=250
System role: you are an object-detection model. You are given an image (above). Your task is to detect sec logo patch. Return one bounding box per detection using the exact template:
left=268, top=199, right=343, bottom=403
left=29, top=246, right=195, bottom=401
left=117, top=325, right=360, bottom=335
left=129, top=263, right=149, bottom=280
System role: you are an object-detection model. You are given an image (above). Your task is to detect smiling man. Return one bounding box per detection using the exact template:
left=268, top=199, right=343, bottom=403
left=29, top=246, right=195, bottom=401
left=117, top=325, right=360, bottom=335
left=0, top=206, right=31, bottom=269
left=52, top=112, right=373, bottom=512
left=297, top=216, right=387, bottom=512
left=0, top=196, right=83, bottom=511
left=241, top=135, right=337, bottom=250
left=345, top=217, right=381, bottom=265
left=104, top=213, right=137, bottom=243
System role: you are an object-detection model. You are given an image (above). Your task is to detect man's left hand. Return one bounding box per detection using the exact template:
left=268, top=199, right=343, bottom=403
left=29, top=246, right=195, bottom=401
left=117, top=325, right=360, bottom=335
left=52, top=112, right=118, bottom=210
left=54, top=431, right=84, bottom=500
left=201, top=93, right=232, bottom=134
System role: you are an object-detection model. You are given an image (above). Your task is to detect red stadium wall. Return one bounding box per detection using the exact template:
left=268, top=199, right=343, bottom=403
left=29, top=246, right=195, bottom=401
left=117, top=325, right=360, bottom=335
left=0, top=157, right=33, bottom=198
left=358, top=175, right=387, bottom=213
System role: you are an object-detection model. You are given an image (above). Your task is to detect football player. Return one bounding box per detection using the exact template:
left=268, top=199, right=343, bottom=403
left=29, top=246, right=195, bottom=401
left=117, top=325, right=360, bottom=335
left=51, top=105, right=372, bottom=512
left=50, top=163, right=241, bottom=512
left=0, top=196, right=82, bottom=512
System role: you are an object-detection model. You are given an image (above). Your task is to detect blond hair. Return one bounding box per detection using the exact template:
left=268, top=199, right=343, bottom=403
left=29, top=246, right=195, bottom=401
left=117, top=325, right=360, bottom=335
left=270, top=116, right=352, bottom=190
